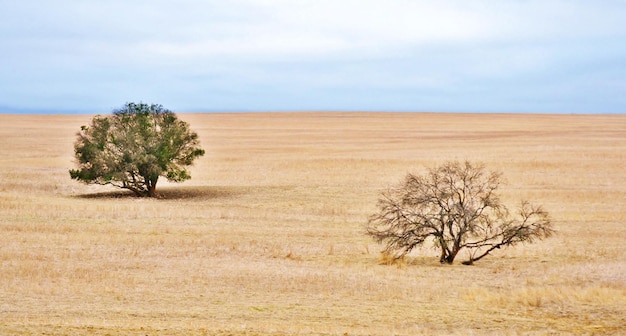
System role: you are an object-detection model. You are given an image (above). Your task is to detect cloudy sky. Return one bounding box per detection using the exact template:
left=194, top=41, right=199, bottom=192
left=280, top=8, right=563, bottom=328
left=1, top=1, right=625, bottom=114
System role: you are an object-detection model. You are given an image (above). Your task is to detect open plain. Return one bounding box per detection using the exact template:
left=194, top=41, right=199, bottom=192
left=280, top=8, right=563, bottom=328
left=0, top=112, right=624, bottom=335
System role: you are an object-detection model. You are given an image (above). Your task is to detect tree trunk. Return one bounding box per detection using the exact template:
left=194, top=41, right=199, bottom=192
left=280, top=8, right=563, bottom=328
left=443, top=253, right=457, bottom=264
left=441, top=247, right=460, bottom=264
left=439, top=237, right=448, bottom=264
left=147, top=176, right=158, bottom=197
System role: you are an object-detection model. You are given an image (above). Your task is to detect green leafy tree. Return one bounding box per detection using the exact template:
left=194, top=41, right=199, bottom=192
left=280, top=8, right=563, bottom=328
left=366, top=161, right=554, bottom=265
left=70, top=102, right=205, bottom=197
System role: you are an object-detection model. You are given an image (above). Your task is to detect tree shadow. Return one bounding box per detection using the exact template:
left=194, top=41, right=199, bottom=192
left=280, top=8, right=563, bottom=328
left=157, top=186, right=247, bottom=200
left=73, top=185, right=248, bottom=201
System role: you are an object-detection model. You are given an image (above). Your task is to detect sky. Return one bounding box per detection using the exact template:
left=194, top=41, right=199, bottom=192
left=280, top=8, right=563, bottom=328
left=1, top=0, right=625, bottom=114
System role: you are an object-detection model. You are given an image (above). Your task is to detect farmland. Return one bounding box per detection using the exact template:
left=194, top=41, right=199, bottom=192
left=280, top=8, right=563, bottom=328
left=0, top=112, right=624, bottom=335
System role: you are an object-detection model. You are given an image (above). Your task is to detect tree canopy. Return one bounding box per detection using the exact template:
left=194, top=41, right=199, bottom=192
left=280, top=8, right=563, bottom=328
left=69, top=102, right=205, bottom=197
left=366, top=161, right=554, bottom=265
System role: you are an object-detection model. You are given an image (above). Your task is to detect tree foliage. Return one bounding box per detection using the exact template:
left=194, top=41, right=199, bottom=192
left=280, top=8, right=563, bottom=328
left=366, top=161, right=554, bottom=265
left=69, top=102, right=205, bottom=197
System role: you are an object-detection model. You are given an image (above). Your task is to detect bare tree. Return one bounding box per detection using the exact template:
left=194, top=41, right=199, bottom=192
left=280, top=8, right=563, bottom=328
left=366, top=161, right=554, bottom=265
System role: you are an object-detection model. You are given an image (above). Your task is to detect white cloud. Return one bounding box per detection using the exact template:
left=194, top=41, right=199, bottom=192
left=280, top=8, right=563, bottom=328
left=97, top=0, right=626, bottom=70
left=252, top=1, right=488, bottom=45
left=159, top=1, right=489, bottom=60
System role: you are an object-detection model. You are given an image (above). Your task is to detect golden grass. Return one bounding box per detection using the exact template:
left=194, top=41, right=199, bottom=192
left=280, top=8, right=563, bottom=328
left=0, top=112, right=625, bottom=335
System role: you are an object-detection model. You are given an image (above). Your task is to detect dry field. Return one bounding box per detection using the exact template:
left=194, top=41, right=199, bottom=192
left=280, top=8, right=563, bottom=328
left=0, top=112, right=624, bottom=335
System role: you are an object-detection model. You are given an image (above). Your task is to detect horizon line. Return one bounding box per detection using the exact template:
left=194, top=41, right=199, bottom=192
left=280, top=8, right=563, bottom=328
left=1, top=109, right=624, bottom=116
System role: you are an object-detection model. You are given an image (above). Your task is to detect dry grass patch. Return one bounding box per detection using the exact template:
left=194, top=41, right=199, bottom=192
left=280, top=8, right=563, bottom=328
left=1, top=112, right=625, bottom=335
